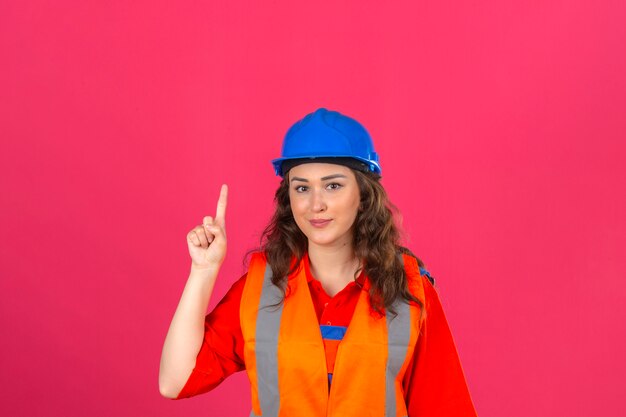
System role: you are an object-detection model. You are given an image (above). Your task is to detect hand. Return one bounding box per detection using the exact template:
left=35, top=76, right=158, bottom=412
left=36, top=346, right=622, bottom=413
left=186, top=184, right=228, bottom=270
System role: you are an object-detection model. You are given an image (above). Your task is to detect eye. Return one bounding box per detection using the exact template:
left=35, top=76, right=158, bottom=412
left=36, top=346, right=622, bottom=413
left=327, top=183, right=342, bottom=190
left=294, top=185, right=308, bottom=193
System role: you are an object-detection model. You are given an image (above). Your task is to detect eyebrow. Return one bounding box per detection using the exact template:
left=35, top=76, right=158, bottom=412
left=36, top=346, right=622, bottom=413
left=290, top=174, right=348, bottom=183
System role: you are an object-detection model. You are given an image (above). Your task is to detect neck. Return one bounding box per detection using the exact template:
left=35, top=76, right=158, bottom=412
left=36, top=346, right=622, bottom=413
left=306, top=239, right=361, bottom=286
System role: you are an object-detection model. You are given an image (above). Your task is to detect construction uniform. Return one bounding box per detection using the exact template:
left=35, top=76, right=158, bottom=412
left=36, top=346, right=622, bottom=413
left=175, top=251, right=477, bottom=416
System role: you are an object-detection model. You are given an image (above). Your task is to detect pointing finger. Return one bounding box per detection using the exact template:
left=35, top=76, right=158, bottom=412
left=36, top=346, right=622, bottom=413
left=215, top=184, right=228, bottom=225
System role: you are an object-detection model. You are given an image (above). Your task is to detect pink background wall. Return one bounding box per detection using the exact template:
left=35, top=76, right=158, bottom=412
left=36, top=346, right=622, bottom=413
left=1, top=1, right=625, bottom=416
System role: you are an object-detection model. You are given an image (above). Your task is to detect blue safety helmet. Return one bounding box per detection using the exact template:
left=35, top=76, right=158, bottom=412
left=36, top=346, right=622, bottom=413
left=271, top=108, right=381, bottom=177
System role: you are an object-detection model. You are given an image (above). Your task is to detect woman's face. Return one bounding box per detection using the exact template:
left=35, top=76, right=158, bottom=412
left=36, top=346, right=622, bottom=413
left=288, top=163, right=361, bottom=249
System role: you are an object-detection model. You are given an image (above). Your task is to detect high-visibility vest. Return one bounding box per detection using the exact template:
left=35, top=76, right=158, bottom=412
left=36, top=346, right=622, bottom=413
left=240, top=251, right=426, bottom=417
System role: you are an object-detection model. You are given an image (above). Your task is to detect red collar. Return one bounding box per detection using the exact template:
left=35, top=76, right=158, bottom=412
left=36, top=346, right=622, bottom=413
left=302, top=252, right=368, bottom=289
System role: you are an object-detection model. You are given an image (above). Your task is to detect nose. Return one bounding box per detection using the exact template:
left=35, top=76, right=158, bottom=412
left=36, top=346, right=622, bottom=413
left=311, top=188, right=327, bottom=212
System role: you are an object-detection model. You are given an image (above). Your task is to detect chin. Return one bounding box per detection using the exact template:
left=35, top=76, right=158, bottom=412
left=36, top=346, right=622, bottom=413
left=305, top=231, right=351, bottom=247
left=308, top=238, right=337, bottom=247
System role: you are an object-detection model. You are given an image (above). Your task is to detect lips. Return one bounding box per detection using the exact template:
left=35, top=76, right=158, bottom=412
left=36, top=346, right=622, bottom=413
left=309, top=219, right=332, bottom=227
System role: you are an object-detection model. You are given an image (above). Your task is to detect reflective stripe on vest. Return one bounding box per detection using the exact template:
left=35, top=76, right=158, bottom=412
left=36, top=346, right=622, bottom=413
left=240, top=252, right=425, bottom=417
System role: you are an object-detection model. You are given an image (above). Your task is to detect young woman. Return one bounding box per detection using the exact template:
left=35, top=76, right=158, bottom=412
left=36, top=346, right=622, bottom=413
left=159, top=108, right=478, bottom=416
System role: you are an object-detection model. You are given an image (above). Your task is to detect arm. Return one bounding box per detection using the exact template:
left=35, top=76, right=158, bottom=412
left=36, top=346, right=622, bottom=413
left=403, top=275, right=478, bottom=416
left=159, top=265, right=221, bottom=398
left=173, top=273, right=247, bottom=399
left=159, top=184, right=229, bottom=398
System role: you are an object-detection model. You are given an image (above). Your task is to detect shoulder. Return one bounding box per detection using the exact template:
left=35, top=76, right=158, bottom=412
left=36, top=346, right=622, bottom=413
left=397, top=247, right=436, bottom=287
left=419, top=266, right=435, bottom=286
left=241, top=250, right=271, bottom=295
left=246, top=249, right=268, bottom=263
left=210, top=271, right=248, bottom=311
left=243, top=250, right=269, bottom=274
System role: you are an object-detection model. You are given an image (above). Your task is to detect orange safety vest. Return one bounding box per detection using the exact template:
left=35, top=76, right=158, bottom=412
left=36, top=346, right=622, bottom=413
left=240, top=251, right=426, bottom=417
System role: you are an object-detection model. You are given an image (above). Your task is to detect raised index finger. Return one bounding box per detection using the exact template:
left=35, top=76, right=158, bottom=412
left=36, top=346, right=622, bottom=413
left=215, top=184, right=228, bottom=224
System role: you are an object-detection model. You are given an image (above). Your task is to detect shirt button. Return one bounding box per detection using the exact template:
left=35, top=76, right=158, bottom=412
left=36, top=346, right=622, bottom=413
left=326, top=321, right=332, bottom=325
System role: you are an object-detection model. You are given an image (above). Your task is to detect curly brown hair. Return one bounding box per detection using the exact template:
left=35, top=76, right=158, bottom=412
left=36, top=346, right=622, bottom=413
left=246, top=167, right=428, bottom=320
